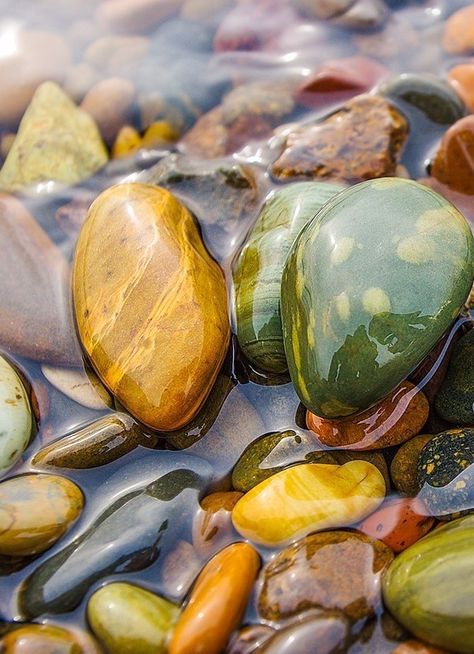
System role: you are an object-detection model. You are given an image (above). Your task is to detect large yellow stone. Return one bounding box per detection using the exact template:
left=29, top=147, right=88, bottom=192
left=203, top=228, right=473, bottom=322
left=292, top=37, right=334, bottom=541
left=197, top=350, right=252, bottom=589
left=73, top=183, right=230, bottom=431
left=232, top=461, right=386, bottom=547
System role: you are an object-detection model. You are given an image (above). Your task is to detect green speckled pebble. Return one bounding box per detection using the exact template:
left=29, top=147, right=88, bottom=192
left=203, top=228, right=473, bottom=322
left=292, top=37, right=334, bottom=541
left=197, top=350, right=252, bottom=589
left=418, top=427, right=474, bottom=520
left=0, top=355, right=33, bottom=473
left=281, top=178, right=474, bottom=418
left=383, top=514, right=474, bottom=653
left=87, top=582, right=179, bottom=654
left=435, top=329, right=474, bottom=424
left=234, top=181, right=343, bottom=373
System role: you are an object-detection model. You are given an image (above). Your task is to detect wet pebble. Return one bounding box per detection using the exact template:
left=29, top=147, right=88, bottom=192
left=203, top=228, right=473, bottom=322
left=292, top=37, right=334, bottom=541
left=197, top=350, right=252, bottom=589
left=192, top=491, right=242, bottom=558
left=227, top=625, right=275, bottom=654
left=430, top=115, right=474, bottom=194
left=260, top=613, right=350, bottom=654
left=41, top=364, right=112, bottom=411
left=80, top=77, right=135, bottom=144
left=0, top=355, right=33, bottom=474
left=442, top=4, right=474, bottom=55
left=435, top=328, right=474, bottom=424
left=390, top=433, right=435, bottom=496
left=0, top=623, right=102, bottom=653
left=448, top=63, right=474, bottom=113
left=96, top=0, right=183, bottom=35
left=330, top=0, right=389, bottom=31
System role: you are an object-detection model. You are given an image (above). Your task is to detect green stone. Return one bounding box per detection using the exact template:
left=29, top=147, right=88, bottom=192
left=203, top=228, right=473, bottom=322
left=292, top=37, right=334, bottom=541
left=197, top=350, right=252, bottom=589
left=281, top=178, right=474, bottom=419
left=0, top=82, right=108, bottom=192
left=88, top=582, right=179, bottom=654
left=383, top=514, right=474, bottom=653
left=234, top=181, right=344, bottom=373
left=435, top=329, right=474, bottom=424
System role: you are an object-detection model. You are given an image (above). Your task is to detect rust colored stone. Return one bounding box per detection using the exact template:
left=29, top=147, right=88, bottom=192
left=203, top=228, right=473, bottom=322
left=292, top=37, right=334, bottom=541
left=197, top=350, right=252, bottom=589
left=448, top=63, right=474, bottom=113
left=443, top=5, right=474, bottom=55
left=431, top=115, right=474, bottom=195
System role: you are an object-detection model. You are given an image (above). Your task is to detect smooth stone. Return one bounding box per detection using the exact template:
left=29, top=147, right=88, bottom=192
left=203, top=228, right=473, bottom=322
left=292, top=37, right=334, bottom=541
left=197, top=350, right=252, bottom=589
left=0, top=624, right=102, bottom=653
left=96, top=0, right=183, bottom=35
left=358, top=497, right=434, bottom=552
left=234, top=182, right=344, bottom=374
left=378, top=73, right=466, bottom=125
left=392, top=641, right=450, bottom=654
left=85, top=36, right=150, bottom=77
left=80, top=77, right=135, bottom=144
left=383, top=514, right=474, bottom=653
left=418, top=428, right=474, bottom=520
left=112, top=125, right=143, bottom=159
left=192, top=491, right=243, bottom=558
left=295, top=0, right=356, bottom=19
left=221, top=80, right=295, bottom=128
left=448, top=64, right=474, bottom=113
left=73, top=183, right=230, bottom=431
left=306, top=381, right=429, bottom=450
left=431, top=115, right=474, bottom=195
left=160, top=540, right=201, bottom=599
left=19, top=457, right=211, bottom=617
left=281, top=178, right=474, bottom=419
left=87, top=582, right=179, bottom=654
left=0, top=355, right=33, bottom=473
left=390, top=433, right=435, bottom=496
left=0, top=30, right=72, bottom=126
left=169, top=543, right=260, bottom=654
left=330, top=0, right=389, bottom=31
left=261, top=613, right=349, bottom=654
left=0, top=82, right=108, bottom=192
left=232, top=460, right=385, bottom=547
left=32, top=413, right=156, bottom=469
left=0, top=194, right=80, bottom=364
left=442, top=5, right=474, bottom=55
left=435, top=329, right=474, bottom=424
left=227, top=625, right=275, bottom=654
left=41, top=365, right=113, bottom=411
left=271, top=95, right=408, bottom=183
left=0, top=473, right=83, bottom=557
left=258, top=531, right=393, bottom=622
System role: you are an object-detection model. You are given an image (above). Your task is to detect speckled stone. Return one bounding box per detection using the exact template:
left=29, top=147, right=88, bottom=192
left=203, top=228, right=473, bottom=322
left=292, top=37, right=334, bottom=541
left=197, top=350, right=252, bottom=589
left=390, top=433, right=435, bottom=496
left=435, top=329, right=474, bottom=424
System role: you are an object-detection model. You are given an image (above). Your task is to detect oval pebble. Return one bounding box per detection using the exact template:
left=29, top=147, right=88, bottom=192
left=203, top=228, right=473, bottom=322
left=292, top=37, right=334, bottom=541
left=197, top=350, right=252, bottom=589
left=0, top=355, right=33, bottom=474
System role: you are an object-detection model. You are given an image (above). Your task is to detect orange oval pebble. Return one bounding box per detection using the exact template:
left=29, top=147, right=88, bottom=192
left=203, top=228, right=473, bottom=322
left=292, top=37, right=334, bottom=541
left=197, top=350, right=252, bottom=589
left=358, top=497, right=434, bottom=553
left=169, top=542, right=260, bottom=654
left=192, top=491, right=243, bottom=557
left=443, top=5, right=474, bottom=55
left=306, top=381, right=429, bottom=450
left=448, top=63, right=474, bottom=114
left=392, top=639, right=450, bottom=654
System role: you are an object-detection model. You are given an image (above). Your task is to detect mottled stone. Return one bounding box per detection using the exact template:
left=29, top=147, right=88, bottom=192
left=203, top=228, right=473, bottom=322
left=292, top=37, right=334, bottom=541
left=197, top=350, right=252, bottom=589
left=272, top=95, right=408, bottom=183
left=0, top=473, right=83, bottom=557
left=383, top=514, right=474, bottom=653
left=73, top=183, right=230, bottom=431
left=390, top=433, right=435, bottom=496
left=0, top=355, right=33, bottom=473
left=281, top=178, right=474, bottom=419
left=192, top=491, right=243, bottom=557
left=232, top=461, right=385, bottom=546
left=41, top=365, right=113, bottom=411
left=307, top=381, right=429, bottom=450
left=169, top=543, right=260, bottom=654
left=431, top=115, right=474, bottom=194
left=0, top=194, right=80, bottom=364
left=259, top=531, right=393, bottom=621
left=443, top=5, right=474, bottom=55
left=435, top=329, right=474, bottom=424
left=88, top=582, right=179, bottom=654
left=234, top=182, right=344, bottom=374
left=227, top=625, right=275, bottom=654
left=33, top=413, right=155, bottom=469
left=448, top=63, right=474, bottom=113
left=0, top=82, right=108, bottom=192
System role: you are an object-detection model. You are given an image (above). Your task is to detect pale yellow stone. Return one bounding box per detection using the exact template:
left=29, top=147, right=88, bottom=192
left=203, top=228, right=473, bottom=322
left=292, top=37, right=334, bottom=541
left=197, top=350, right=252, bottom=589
left=232, top=461, right=385, bottom=547
left=362, top=287, right=391, bottom=315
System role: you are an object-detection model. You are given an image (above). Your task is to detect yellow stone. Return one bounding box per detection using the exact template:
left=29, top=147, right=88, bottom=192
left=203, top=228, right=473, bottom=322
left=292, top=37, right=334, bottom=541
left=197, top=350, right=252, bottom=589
left=73, top=183, right=230, bottom=431
left=112, top=125, right=142, bottom=158
left=232, top=461, right=386, bottom=547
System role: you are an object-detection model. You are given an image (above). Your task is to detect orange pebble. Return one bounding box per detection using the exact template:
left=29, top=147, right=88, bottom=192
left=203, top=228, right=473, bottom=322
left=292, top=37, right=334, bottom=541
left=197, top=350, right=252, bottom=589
left=448, top=63, right=474, bottom=113
left=169, top=542, right=260, bottom=654
left=443, top=5, right=474, bottom=55
left=358, top=497, right=434, bottom=553
left=392, top=639, right=450, bottom=654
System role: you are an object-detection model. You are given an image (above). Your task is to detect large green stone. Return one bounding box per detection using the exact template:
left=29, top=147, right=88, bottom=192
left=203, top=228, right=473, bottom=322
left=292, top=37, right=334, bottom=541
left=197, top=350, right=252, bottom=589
left=281, top=178, right=474, bottom=419
left=383, top=515, right=474, bottom=653
left=234, top=181, right=343, bottom=373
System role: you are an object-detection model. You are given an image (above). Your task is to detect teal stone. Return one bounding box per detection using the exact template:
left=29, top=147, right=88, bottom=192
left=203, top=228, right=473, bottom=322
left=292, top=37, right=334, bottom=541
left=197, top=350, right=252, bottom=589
left=281, top=178, right=474, bottom=419
left=435, top=329, right=474, bottom=424
left=383, top=515, right=474, bottom=653
left=234, top=181, right=344, bottom=374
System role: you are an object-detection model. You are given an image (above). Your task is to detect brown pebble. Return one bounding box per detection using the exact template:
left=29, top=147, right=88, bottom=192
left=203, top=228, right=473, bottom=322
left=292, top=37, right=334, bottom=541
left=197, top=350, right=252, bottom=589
left=96, top=0, right=183, bottom=34
left=81, top=78, right=135, bottom=144
left=390, top=433, right=436, bottom=496
left=443, top=5, right=474, bottom=55
left=431, top=115, right=474, bottom=195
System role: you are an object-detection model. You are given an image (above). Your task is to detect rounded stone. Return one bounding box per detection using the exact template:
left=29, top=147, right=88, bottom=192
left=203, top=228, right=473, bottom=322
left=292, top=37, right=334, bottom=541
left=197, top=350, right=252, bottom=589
left=0, top=355, right=33, bottom=473
left=192, top=491, right=243, bottom=557
left=307, top=381, right=429, bottom=450
left=260, top=613, right=350, bottom=654
left=383, top=514, right=474, bottom=653
left=258, top=530, right=393, bottom=622
left=0, top=473, right=83, bottom=556
left=390, top=433, right=436, bottom=496
left=443, top=5, right=474, bottom=55
left=392, top=641, right=450, bottom=654
left=448, top=64, right=474, bottom=113
left=73, top=183, right=230, bottom=431
left=81, top=77, right=135, bottom=144
left=431, top=115, right=474, bottom=195
left=281, top=178, right=474, bottom=419
left=435, top=329, right=474, bottom=424
left=41, top=364, right=113, bottom=410
left=232, top=460, right=386, bottom=547
left=87, top=582, right=179, bottom=654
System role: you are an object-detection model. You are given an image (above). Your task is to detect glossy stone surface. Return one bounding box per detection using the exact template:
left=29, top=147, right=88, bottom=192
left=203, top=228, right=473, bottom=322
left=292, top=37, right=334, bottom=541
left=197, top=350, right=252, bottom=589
left=33, top=413, right=156, bottom=469
left=192, top=491, right=243, bottom=557
left=227, top=625, right=275, bottom=654
left=234, top=182, right=343, bottom=373
left=0, top=82, right=107, bottom=192
left=0, top=355, right=33, bottom=473
left=232, top=460, right=385, bottom=547
left=0, top=474, right=83, bottom=557
left=88, top=582, right=179, bottom=654
left=73, top=183, right=230, bottom=431
left=281, top=178, right=474, bottom=419
left=0, top=624, right=101, bottom=654
left=261, top=613, right=349, bottom=654
left=19, top=456, right=211, bottom=617
left=259, top=531, right=393, bottom=622
left=418, top=428, right=474, bottom=520
left=435, top=329, right=474, bottom=424
left=358, top=497, right=434, bottom=552
left=431, top=116, right=474, bottom=195
left=41, top=365, right=112, bottom=411
left=442, top=5, right=474, bottom=55
left=390, top=433, right=435, bottom=496
left=307, top=381, right=429, bottom=450
left=169, top=543, right=260, bottom=654
left=0, top=194, right=80, bottom=365
left=383, top=515, right=474, bottom=653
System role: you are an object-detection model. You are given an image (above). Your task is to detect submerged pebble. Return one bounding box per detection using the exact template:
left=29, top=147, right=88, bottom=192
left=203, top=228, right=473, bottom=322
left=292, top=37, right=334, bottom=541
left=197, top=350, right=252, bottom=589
left=0, top=355, right=33, bottom=474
